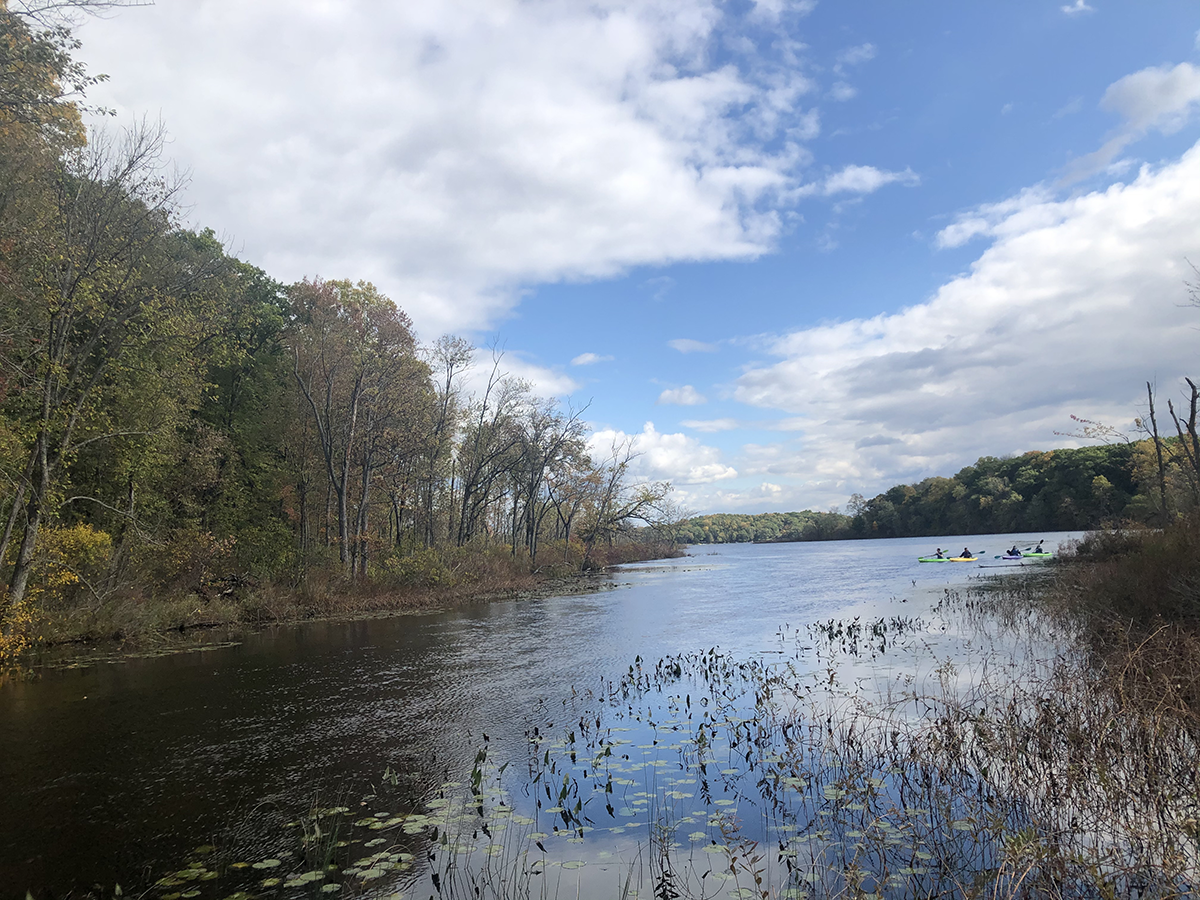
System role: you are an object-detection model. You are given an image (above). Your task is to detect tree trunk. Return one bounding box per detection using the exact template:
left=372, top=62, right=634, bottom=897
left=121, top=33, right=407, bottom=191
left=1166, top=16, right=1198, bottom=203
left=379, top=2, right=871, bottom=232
left=1146, top=382, right=1170, bottom=525
left=4, top=433, right=49, bottom=619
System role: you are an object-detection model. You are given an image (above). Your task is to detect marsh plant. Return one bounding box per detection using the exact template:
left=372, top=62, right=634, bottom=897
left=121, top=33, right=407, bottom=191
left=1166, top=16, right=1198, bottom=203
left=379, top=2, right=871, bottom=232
left=136, top=582, right=1197, bottom=900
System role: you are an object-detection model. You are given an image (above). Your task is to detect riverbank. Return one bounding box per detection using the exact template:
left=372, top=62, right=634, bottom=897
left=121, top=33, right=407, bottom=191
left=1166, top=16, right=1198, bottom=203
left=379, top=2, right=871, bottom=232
left=8, top=540, right=684, bottom=668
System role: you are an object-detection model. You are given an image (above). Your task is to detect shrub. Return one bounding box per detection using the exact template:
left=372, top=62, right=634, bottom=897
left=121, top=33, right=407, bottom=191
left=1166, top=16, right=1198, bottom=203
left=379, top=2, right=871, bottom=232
left=29, top=523, right=113, bottom=609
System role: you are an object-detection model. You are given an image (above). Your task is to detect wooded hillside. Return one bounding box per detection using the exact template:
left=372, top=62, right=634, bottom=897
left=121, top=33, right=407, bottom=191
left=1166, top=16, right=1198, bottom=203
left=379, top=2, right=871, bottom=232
left=678, top=438, right=1194, bottom=544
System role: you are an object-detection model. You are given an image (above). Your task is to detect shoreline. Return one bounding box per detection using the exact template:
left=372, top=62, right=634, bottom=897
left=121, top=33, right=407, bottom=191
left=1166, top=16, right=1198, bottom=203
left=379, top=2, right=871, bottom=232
left=13, top=564, right=649, bottom=673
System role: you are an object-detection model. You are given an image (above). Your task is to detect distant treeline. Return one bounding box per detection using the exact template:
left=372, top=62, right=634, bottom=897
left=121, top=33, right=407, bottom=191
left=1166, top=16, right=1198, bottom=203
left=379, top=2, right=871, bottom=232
left=678, top=439, right=1193, bottom=544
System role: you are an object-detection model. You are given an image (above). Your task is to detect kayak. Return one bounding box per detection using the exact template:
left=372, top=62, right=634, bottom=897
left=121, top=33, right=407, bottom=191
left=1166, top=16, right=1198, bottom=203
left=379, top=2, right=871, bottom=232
left=999, top=554, right=1023, bottom=560
left=918, top=556, right=977, bottom=562
left=1022, top=551, right=1053, bottom=558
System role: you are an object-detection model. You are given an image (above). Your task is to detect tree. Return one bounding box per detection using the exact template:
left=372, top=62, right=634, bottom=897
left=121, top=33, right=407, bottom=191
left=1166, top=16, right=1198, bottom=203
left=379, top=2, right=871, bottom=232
left=1, top=123, right=195, bottom=617
left=286, top=278, right=426, bottom=576
left=579, top=438, right=670, bottom=566
left=416, top=335, right=471, bottom=548
left=511, top=397, right=587, bottom=566
left=452, top=353, right=527, bottom=547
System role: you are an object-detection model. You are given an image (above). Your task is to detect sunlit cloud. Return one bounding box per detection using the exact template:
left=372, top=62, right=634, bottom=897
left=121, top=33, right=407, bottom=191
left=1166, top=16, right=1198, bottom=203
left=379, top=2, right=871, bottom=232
left=78, top=0, right=830, bottom=336
left=822, top=164, right=919, bottom=195
left=733, top=140, right=1200, bottom=501
left=668, top=338, right=719, bottom=353
left=681, top=418, right=740, bottom=432
left=462, top=350, right=580, bottom=400
left=657, top=385, right=708, bottom=406
left=588, top=422, right=737, bottom=484
left=1064, top=62, right=1200, bottom=180
left=571, top=352, right=614, bottom=366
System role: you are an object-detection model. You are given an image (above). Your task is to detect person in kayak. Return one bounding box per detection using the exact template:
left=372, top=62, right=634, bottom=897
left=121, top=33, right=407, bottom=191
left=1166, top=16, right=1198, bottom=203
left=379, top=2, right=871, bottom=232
left=935, top=548, right=945, bottom=559
left=1008, top=545, right=1020, bottom=556
left=961, top=547, right=972, bottom=558
left=1034, top=539, right=1044, bottom=553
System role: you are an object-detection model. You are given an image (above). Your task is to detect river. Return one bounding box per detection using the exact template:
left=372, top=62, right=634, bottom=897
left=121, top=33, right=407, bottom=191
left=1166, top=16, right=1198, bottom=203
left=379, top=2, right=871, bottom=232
left=0, top=532, right=1076, bottom=897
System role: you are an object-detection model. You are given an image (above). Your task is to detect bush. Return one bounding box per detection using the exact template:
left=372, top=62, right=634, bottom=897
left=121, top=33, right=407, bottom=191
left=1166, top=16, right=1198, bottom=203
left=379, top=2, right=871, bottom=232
left=29, top=523, right=113, bottom=609
left=132, top=526, right=236, bottom=595
left=1060, top=514, right=1200, bottom=626
left=379, top=547, right=453, bottom=587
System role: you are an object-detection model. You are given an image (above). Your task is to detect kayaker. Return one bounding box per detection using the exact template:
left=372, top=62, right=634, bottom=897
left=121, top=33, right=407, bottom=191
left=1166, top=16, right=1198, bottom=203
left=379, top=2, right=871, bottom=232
left=1008, top=545, right=1019, bottom=556
left=961, top=547, right=972, bottom=558
left=935, top=548, right=944, bottom=559
left=1034, top=539, right=1044, bottom=553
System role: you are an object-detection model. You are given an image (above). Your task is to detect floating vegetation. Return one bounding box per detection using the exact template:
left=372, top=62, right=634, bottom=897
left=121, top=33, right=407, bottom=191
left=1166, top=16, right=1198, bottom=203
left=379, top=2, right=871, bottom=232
left=129, top=584, right=1198, bottom=899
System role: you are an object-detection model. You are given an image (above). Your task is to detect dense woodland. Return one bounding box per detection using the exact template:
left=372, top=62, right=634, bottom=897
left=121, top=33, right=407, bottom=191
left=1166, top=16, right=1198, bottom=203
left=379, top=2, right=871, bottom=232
left=0, top=5, right=675, bottom=651
left=678, top=435, right=1200, bottom=544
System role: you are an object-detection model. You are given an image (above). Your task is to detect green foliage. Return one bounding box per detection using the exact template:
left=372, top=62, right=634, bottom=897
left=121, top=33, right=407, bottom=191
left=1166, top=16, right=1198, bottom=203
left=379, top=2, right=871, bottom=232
left=681, top=443, right=1150, bottom=543
left=676, top=510, right=853, bottom=544
left=380, top=547, right=453, bottom=588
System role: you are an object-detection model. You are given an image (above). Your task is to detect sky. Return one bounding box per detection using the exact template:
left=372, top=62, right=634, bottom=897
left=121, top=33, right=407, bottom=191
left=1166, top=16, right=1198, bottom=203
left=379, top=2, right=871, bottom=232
left=71, top=0, right=1200, bottom=514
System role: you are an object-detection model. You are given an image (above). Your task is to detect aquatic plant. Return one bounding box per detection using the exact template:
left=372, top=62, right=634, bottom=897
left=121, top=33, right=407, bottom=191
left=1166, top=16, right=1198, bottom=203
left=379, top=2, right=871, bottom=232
left=117, top=577, right=1200, bottom=900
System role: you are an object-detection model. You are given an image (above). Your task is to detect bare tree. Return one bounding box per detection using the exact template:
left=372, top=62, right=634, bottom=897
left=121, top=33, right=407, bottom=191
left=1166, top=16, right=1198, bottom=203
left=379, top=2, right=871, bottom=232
left=579, top=438, right=671, bottom=567
left=1168, top=377, right=1200, bottom=510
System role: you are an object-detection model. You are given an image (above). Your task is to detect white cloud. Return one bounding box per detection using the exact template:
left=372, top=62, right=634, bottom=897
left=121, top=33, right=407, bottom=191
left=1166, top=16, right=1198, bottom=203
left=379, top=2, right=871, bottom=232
left=1101, top=62, right=1200, bottom=134
left=77, top=0, right=822, bottom=336
left=1066, top=62, right=1200, bottom=180
left=589, top=422, right=737, bottom=484
left=668, top=338, right=719, bottom=353
left=734, top=140, right=1200, bottom=499
left=821, top=165, right=919, bottom=195
left=657, top=385, right=708, bottom=405
left=570, top=352, right=613, bottom=366
left=828, top=82, right=857, bottom=102
left=1061, top=0, right=1094, bottom=15
left=681, top=418, right=740, bottom=432
left=749, top=0, right=817, bottom=22
left=935, top=186, right=1054, bottom=248
left=836, top=43, right=876, bottom=69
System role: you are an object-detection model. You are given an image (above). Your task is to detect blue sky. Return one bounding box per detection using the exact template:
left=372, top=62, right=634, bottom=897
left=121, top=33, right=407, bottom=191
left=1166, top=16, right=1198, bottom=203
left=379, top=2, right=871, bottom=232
left=76, top=0, right=1200, bottom=513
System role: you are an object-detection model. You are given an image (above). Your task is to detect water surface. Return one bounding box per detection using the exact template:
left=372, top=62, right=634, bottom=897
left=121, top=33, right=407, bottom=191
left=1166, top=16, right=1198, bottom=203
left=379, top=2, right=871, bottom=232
left=0, top=532, right=1074, bottom=894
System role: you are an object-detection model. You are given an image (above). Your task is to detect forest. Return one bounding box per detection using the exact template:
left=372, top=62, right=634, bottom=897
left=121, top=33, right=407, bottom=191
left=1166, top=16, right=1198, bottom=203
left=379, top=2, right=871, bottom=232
left=0, top=5, right=675, bottom=656
left=677, top=435, right=1199, bottom=544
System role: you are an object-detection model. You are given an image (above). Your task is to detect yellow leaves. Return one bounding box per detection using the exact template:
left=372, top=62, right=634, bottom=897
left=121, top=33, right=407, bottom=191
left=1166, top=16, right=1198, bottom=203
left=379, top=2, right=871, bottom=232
left=31, top=523, right=112, bottom=600
left=0, top=591, right=39, bottom=664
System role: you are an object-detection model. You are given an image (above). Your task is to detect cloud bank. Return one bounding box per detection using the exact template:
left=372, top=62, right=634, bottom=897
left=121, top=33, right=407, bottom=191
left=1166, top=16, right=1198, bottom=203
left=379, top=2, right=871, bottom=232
left=732, top=141, right=1200, bottom=500
left=589, top=422, right=738, bottom=485
left=78, top=0, right=832, bottom=335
